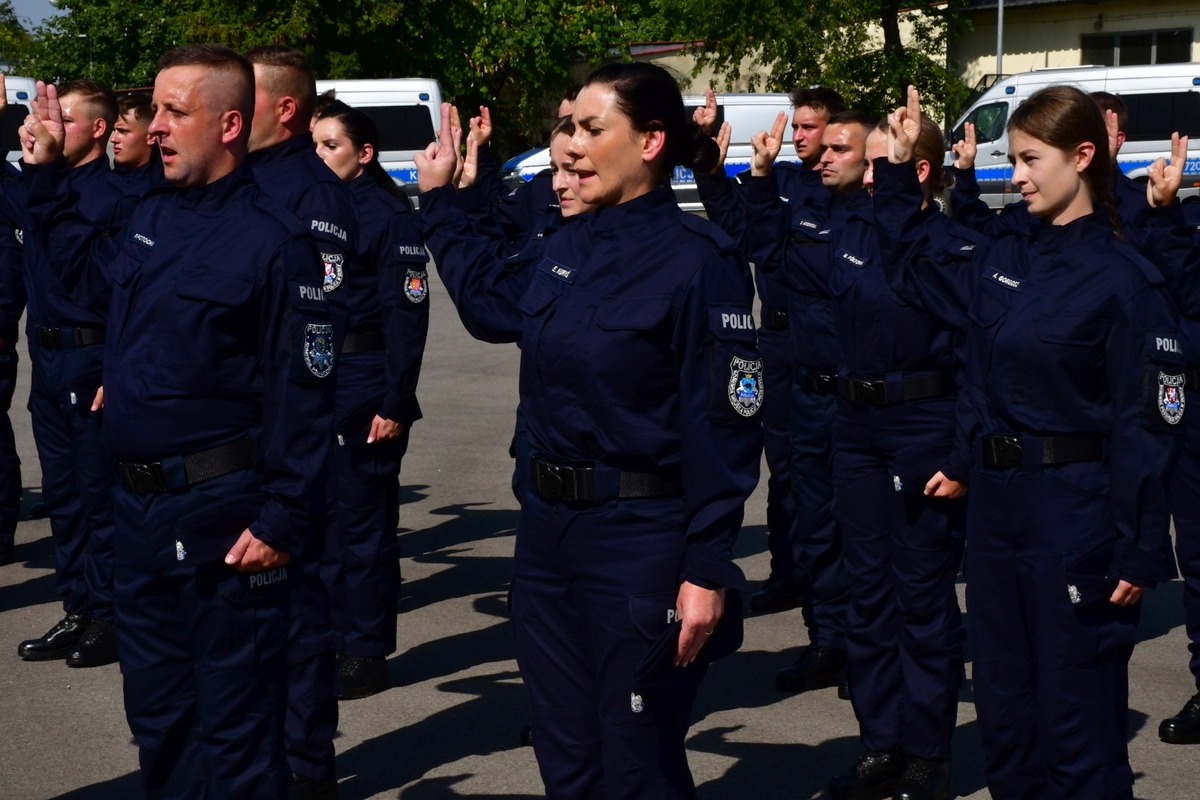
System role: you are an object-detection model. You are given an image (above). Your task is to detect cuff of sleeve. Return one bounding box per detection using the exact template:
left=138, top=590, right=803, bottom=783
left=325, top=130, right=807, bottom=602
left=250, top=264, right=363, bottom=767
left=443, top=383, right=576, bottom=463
left=743, top=173, right=777, bottom=203
left=695, top=170, right=731, bottom=196
left=417, top=184, right=459, bottom=225
left=458, top=183, right=487, bottom=213
left=683, top=540, right=747, bottom=591
left=248, top=498, right=303, bottom=558
left=1136, top=202, right=1185, bottom=229
left=379, top=391, right=423, bottom=426
left=953, top=165, right=979, bottom=194
left=1115, top=536, right=1176, bottom=587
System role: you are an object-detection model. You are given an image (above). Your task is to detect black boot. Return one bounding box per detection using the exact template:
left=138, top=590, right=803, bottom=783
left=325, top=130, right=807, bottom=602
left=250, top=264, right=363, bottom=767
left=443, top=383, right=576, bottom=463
left=829, top=751, right=906, bottom=800
left=0, top=541, right=14, bottom=567
left=749, top=572, right=805, bottom=614
left=66, top=618, right=119, bottom=668
left=18, top=612, right=90, bottom=660
left=839, top=676, right=851, bottom=700
left=893, top=757, right=950, bottom=800
left=1160, top=690, right=1200, bottom=744
left=520, top=724, right=533, bottom=747
left=290, top=775, right=338, bottom=800
left=29, top=502, right=47, bottom=519
left=337, top=655, right=390, bottom=700
left=776, top=645, right=847, bottom=692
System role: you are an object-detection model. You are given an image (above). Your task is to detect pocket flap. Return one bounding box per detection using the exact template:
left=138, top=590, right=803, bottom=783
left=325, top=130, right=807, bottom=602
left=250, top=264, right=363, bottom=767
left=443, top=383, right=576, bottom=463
left=1036, top=313, right=1108, bottom=346
left=517, top=278, right=561, bottom=317
left=968, top=289, right=1009, bottom=328
left=174, top=492, right=265, bottom=566
left=175, top=267, right=255, bottom=306
left=628, top=591, right=680, bottom=642
left=596, top=295, right=674, bottom=331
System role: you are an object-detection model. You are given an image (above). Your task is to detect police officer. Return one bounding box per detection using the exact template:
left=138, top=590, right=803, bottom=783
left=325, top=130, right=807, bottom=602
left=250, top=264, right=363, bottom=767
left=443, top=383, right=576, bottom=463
left=245, top=44, right=361, bottom=798
left=312, top=100, right=429, bottom=700
left=420, top=62, right=762, bottom=797
left=879, top=85, right=1181, bottom=800
left=5, top=78, right=136, bottom=669
left=19, top=44, right=334, bottom=798
left=0, top=164, right=24, bottom=567
left=111, top=92, right=158, bottom=194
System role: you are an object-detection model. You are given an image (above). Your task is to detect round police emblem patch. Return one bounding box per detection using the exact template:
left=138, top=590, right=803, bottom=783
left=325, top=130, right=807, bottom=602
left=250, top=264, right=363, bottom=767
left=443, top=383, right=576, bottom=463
left=728, top=356, right=764, bottom=417
left=404, top=269, right=428, bottom=304
left=322, top=252, right=344, bottom=292
left=1159, top=371, right=1186, bottom=425
left=304, top=323, right=335, bottom=379
left=13, top=229, right=22, bottom=246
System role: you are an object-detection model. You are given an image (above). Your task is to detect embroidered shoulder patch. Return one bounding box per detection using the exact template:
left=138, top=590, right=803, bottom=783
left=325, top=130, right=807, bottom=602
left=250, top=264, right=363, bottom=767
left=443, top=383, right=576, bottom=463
left=322, top=252, right=344, bottom=292
left=1159, top=371, right=1186, bottom=425
left=404, top=269, right=428, bottom=303
left=728, top=356, right=764, bottom=417
left=304, top=323, right=335, bottom=379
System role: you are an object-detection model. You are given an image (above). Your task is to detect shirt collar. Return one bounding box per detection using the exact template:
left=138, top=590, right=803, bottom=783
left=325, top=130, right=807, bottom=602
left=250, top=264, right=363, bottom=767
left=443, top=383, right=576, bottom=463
left=592, top=185, right=678, bottom=232
left=178, top=162, right=256, bottom=211
left=247, top=133, right=315, bottom=167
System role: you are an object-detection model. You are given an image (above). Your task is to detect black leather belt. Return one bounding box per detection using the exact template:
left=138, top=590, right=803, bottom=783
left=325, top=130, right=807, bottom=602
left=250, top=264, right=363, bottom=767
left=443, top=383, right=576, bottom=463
left=531, top=456, right=682, bottom=503
left=342, top=331, right=386, bottom=355
left=35, top=325, right=105, bottom=349
left=794, top=369, right=838, bottom=396
left=762, top=308, right=788, bottom=331
left=119, top=434, right=258, bottom=494
left=982, top=433, right=1103, bottom=470
left=841, top=371, right=952, bottom=406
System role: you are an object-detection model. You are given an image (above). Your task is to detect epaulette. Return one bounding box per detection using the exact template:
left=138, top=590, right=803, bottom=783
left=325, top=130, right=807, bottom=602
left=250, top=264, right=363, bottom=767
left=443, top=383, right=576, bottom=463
left=680, top=212, right=738, bottom=254
left=1115, top=240, right=1167, bottom=287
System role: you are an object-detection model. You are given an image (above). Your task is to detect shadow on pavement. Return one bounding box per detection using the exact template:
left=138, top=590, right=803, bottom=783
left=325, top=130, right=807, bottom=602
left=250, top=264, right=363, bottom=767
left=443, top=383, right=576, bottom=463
left=50, top=770, right=141, bottom=799
left=1138, top=580, right=1185, bottom=643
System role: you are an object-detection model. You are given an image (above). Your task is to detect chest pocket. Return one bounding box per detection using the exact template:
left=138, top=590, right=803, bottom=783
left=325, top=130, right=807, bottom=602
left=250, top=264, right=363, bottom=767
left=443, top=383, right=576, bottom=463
left=587, top=295, right=675, bottom=407
left=517, top=277, right=563, bottom=399
left=1035, top=312, right=1109, bottom=399
left=155, top=266, right=257, bottom=392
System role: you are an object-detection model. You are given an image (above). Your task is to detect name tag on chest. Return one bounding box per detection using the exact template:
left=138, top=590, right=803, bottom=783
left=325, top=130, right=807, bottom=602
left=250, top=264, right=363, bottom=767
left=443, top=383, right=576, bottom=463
left=986, top=269, right=1023, bottom=292
left=538, top=258, right=577, bottom=284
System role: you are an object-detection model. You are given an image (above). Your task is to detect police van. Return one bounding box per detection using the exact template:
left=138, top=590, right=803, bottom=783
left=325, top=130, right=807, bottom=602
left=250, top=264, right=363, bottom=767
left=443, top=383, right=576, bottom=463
left=501, top=92, right=802, bottom=211
left=2, top=77, right=38, bottom=164
left=949, top=63, right=1200, bottom=208
left=315, top=78, right=442, bottom=205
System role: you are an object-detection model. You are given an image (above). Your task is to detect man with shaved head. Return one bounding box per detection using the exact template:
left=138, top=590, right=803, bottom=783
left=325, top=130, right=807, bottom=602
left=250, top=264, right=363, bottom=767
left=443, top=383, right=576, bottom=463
left=0, top=75, right=136, bottom=672
left=245, top=44, right=361, bottom=799
left=18, top=43, right=335, bottom=798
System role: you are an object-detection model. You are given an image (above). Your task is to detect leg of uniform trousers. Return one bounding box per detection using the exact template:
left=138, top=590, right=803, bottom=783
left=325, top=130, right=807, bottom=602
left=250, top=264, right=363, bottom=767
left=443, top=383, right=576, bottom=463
left=0, top=343, right=21, bottom=549
left=67, top=344, right=117, bottom=623
left=285, top=543, right=339, bottom=783
left=968, top=463, right=1139, bottom=800
left=27, top=340, right=89, bottom=615
left=320, top=452, right=346, bottom=653
left=1171, top=439, right=1200, bottom=688
left=113, top=470, right=292, bottom=800
left=791, top=382, right=846, bottom=648
left=759, top=327, right=797, bottom=581
left=512, top=492, right=706, bottom=799
left=336, top=429, right=407, bottom=658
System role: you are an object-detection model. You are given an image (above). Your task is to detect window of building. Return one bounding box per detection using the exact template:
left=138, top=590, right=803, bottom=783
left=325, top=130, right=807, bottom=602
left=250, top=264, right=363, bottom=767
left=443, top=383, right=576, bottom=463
left=1081, top=29, right=1193, bottom=67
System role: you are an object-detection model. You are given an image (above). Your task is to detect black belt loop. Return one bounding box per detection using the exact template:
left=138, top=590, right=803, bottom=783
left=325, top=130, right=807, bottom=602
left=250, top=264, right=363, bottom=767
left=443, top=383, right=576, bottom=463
left=794, top=368, right=838, bottom=396
left=119, top=434, right=258, bottom=494
left=531, top=455, right=681, bottom=503
left=982, top=433, right=1103, bottom=470
left=762, top=308, right=788, bottom=331
left=341, top=331, right=387, bottom=355
left=841, top=371, right=952, bottom=406
left=35, top=325, right=106, bottom=350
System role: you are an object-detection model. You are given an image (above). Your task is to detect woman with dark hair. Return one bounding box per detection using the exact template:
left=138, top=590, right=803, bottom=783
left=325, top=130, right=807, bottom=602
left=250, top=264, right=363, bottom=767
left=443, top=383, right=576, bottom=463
left=312, top=100, right=430, bottom=699
left=417, top=62, right=762, bottom=798
left=875, top=85, right=1183, bottom=800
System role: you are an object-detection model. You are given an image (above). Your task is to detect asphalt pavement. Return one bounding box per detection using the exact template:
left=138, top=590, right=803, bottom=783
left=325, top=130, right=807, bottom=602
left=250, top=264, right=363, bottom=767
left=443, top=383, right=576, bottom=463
left=1, top=268, right=1199, bottom=798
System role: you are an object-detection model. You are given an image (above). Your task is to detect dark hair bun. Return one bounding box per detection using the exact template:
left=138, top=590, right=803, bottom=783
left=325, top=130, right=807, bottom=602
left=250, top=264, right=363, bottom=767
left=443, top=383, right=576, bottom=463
left=680, top=120, right=720, bottom=174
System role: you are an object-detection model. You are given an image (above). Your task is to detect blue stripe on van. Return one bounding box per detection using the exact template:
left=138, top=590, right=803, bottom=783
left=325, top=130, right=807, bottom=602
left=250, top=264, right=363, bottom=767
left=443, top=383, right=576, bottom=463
left=974, top=158, right=1200, bottom=186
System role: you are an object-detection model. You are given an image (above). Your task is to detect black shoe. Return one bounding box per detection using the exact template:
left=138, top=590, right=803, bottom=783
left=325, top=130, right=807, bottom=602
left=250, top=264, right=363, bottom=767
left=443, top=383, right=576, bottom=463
left=66, top=618, right=119, bottom=668
left=0, top=541, right=14, bottom=566
left=893, top=757, right=950, bottom=800
left=829, top=751, right=906, bottom=800
left=18, top=612, right=90, bottom=660
left=839, top=677, right=851, bottom=700
left=1160, top=691, right=1200, bottom=744
left=29, top=502, right=47, bottom=519
left=750, top=572, right=805, bottom=614
left=520, top=723, right=533, bottom=747
left=290, top=775, right=338, bottom=800
left=337, top=655, right=389, bottom=700
left=776, top=645, right=847, bottom=693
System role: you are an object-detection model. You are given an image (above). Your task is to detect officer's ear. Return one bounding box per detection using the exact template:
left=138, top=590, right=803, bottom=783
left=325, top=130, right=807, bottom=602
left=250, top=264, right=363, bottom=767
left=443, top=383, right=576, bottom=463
left=220, top=109, right=245, bottom=147
left=90, top=114, right=108, bottom=143
left=639, top=127, right=667, bottom=166
left=1072, top=141, right=1096, bottom=175
left=915, top=158, right=932, bottom=184
left=277, top=95, right=299, bottom=127
left=358, top=141, right=374, bottom=166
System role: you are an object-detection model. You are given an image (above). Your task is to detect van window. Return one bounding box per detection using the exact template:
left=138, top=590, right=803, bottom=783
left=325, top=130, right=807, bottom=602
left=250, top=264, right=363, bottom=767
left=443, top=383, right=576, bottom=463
left=953, top=101, right=1008, bottom=144
left=0, top=104, right=29, bottom=151
left=1121, top=92, right=1200, bottom=141
left=357, top=106, right=436, bottom=151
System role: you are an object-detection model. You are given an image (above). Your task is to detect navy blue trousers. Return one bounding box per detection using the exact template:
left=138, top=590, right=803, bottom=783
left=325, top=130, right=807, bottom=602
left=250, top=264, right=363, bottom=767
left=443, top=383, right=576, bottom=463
left=967, top=459, right=1137, bottom=800
left=1171, top=437, right=1200, bottom=688
left=758, top=326, right=796, bottom=581
left=28, top=336, right=114, bottom=620
left=0, top=339, right=21, bottom=547
left=511, top=487, right=707, bottom=800
left=113, top=468, right=292, bottom=800
left=835, top=399, right=964, bottom=761
left=790, top=376, right=846, bottom=648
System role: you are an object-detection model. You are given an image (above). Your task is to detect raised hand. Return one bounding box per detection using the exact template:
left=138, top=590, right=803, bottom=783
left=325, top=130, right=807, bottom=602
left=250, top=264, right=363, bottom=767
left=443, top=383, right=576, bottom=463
left=414, top=102, right=460, bottom=192
left=451, top=118, right=464, bottom=187
left=750, top=111, right=787, bottom=177
left=23, top=81, right=64, bottom=164
left=711, top=121, right=731, bottom=175
left=0, top=74, right=7, bottom=115
left=1104, top=109, right=1121, bottom=161
left=459, top=135, right=479, bottom=188
left=693, top=86, right=719, bottom=136
left=887, top=85, right=922, bottom=164
left=952, top=122, right=976, bottom=170
left=1147, top=131, right=1189, bottom=208
left=468, top=105, right=492, bottom=147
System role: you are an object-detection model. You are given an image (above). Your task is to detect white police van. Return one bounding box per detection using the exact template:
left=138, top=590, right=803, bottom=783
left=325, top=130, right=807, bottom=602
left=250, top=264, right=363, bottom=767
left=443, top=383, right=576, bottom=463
left=501, top=93, right=802, bottom=212
left=315, top=78, right=442, bottom=205
left=1, top=77, right=38, bottom=164
left=949, top=63, right=1200, bottom=208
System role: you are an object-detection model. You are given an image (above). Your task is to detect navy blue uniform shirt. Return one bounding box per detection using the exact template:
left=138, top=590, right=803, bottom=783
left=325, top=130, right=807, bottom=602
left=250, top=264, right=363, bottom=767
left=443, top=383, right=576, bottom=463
left=347, top=172, right=429, bottom=424
left=422, top=184, right=763, bottom=589
left=878, top=159, right=1183, bottom=585
left=21, top=159, right=335, bottom=559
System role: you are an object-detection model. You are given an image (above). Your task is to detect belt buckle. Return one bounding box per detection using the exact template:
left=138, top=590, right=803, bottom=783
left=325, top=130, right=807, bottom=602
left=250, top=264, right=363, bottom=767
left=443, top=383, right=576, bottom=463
left=121, top=462, right=167, bottom=493
left=36, top=328, right=58, bottom=349
left=987, top=435, right=1023, bottom=469
left=535, top=459, right=573, bottom=501
left=848, top=378, right=886, bottom=405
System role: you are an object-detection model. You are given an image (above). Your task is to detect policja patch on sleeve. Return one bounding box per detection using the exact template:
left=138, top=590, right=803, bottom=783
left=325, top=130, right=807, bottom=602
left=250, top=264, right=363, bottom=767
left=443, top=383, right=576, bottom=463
left=304, top=323, right=335, bottom=378
left=728, top=356, right=764, bottom=417
left=321, top=252, right=344, bottom=292
left=404, top=269, right=429, bottom=303
left=1159, top=371, right=1186, bottom=425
